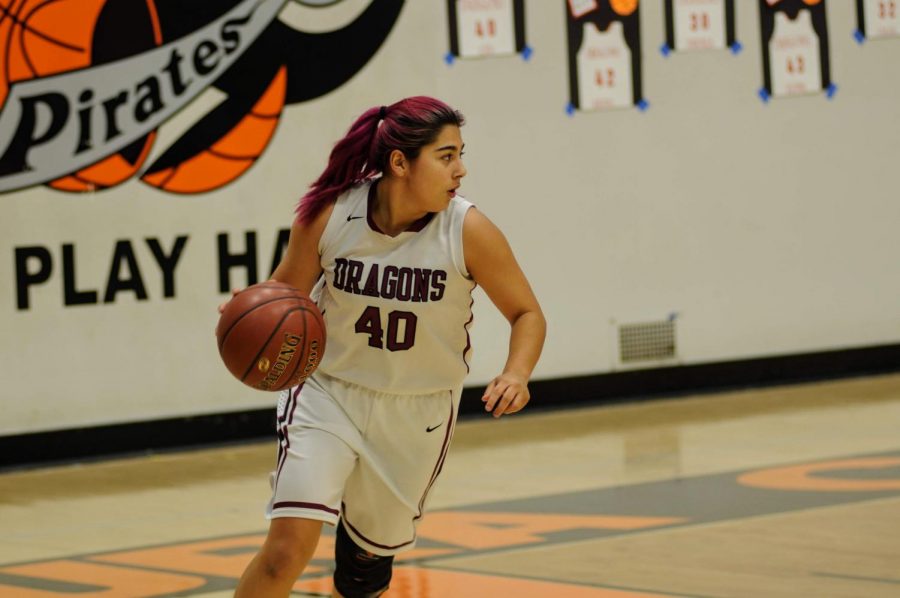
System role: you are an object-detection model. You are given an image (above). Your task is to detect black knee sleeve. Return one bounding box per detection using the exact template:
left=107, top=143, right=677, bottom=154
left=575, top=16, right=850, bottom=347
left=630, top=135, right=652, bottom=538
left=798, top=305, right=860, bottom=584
left=333, top=519, right=394, bottom=598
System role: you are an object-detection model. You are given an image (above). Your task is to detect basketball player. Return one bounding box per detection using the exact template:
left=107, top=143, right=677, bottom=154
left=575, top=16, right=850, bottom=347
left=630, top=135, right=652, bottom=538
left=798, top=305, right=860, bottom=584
left=230, top=96, right=546, bottom=597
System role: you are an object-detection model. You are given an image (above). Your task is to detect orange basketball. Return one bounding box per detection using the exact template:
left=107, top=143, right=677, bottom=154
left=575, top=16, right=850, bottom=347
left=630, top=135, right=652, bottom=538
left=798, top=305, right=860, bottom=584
left=216, top=282, right=327, bottom=392
left=610, top=0, right=638, bottom=17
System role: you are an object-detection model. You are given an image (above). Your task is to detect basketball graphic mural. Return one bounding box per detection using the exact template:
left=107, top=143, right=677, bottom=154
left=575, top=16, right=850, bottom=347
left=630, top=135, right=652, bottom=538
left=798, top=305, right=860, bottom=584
left=0, top=0, right=405, bottom=194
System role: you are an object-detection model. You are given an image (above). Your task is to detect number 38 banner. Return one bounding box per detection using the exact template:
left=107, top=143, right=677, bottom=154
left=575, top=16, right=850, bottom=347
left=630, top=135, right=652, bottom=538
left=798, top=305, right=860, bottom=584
left=856, top=0, right=900, bottom=41
left=565, top=0, right=645, bottom=113
left=662, top=0, right=738, bottom=53
left=759, top=0, right=834, bottom=101
left=446, top=0, right=527, bottom=60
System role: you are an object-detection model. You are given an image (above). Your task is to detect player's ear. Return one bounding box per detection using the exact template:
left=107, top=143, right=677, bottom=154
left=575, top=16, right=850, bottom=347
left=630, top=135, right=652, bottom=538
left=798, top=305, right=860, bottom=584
left=386, top=149, right=408, bottom=177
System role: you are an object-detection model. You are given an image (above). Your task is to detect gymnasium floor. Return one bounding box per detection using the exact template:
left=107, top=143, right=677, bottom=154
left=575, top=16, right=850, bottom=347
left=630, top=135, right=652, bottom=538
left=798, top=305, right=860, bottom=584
left=1, top=373, right=899, bottom=597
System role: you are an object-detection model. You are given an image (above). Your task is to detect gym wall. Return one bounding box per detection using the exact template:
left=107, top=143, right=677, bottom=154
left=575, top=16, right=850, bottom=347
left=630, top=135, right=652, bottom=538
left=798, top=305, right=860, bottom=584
left=1, top=0, right=898, bottom=438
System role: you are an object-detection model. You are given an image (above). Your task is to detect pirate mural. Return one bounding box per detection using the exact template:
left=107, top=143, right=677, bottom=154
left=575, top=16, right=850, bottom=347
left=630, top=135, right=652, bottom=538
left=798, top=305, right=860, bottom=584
left=0, top=0, right=404, bottom=194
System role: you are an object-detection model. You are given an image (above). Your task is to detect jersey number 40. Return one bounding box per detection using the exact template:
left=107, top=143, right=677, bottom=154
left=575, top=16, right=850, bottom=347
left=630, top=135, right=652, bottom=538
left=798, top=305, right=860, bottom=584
left=355, top=306, right=418, bottom=351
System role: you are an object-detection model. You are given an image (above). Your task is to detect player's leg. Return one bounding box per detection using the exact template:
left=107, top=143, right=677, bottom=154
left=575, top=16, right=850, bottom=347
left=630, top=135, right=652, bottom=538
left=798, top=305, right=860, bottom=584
left=332, top=518, right=395, bottom=598
left=237, top=378, right=362, bottom=596
left=234, top=517, right=323, bottom=597
left=335, top=388, right=457, bottom=596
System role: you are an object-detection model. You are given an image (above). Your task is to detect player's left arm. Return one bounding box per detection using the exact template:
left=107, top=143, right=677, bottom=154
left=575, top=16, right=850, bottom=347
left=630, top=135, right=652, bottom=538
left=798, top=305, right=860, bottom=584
left=464, top=208, right=546, bottom=418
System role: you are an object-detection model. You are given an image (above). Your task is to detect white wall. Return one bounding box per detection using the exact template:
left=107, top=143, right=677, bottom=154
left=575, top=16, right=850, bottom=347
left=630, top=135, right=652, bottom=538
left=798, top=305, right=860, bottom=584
left=1, top=1, right=898, bottom=435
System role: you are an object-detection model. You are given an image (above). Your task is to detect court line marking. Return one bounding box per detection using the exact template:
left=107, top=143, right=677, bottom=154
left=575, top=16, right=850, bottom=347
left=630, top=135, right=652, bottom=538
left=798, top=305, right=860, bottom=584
left=429, top=494, right=900, bottom=561
left=811, top=572, right=900, bottom=586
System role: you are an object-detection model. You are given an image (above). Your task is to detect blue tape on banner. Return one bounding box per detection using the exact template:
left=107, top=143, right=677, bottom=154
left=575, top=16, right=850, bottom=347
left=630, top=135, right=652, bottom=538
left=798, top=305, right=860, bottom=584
left=565, top=103, right=576, bottom=117
left=637, top=99, right=649, bottom=112
left=668, top=312, right=679, bottom=322
left=444, top=52, right=456, bottom=66
left=853, top=29, right=866, bottom=44
left=826, top=83, right=838, bottom=99
left=660, top=43, right=672, bottom=57
left=758, top=88, right=770, bottom=103
left=730, top=41, right=743, bottom=55
left=521, top=45, right=533, bottom=61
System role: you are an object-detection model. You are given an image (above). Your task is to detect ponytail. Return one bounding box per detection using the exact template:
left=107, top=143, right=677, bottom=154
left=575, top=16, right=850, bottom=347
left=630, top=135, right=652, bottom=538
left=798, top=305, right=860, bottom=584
left=295, top=106, right=382, bottom=225
left=296, top=97, right=465, bottom=225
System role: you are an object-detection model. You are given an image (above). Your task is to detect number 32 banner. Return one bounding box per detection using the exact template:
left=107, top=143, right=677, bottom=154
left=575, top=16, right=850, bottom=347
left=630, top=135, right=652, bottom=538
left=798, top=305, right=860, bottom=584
left=759, top=0, right=835, bottom=101
left=446, top=0, right=528, bottom=61
left=565, top=0, right=645, bottom=113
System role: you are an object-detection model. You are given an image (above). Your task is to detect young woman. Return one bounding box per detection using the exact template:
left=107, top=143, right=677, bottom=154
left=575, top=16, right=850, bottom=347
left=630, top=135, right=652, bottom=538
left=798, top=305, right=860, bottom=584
left=232, top=96, right=545, bottom=597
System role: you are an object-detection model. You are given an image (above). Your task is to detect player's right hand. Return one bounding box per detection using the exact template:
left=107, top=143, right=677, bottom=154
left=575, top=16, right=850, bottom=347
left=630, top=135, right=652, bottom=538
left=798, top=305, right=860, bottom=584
left=217, top=288, right=242, bottom=314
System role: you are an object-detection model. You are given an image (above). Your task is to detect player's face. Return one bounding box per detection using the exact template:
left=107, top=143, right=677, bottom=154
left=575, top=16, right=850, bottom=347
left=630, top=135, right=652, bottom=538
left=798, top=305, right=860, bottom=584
left=407, top=124, right=467, bottom=212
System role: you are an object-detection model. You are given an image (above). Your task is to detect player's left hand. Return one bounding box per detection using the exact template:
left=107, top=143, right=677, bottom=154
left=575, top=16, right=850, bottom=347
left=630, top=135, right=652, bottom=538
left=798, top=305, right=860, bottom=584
left=482, top=373, right=530, bottom=418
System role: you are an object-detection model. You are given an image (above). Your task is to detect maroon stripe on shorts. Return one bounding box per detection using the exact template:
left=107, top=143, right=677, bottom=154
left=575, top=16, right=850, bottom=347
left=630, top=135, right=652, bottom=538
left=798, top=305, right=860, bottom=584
left=274, top=388, right=300, bottom=488
left=415, top=395, right=455, bottom=522
left=341, top=507, right=417, bottom=551
left=289, top=383, right=302, bottom=425
left=277, top=383, right=304, bottom=425
left=273, top=501, right=339, bottom=516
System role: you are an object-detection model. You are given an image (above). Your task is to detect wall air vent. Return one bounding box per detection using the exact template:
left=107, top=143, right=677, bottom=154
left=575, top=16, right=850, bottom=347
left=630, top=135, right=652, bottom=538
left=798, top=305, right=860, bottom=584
left=618, top=319, right=677, bottom=363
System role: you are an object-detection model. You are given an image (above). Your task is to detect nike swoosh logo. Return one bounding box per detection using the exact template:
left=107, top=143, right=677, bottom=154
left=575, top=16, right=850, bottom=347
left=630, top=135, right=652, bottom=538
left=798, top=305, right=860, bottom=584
left=347, top=215, right=364, bottom=221
left=426, top=423, right=443, bottom=433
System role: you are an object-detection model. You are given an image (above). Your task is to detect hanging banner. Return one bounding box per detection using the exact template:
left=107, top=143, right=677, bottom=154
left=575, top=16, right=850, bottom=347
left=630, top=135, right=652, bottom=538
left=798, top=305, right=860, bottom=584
left=758, top=0, right=835, bottom=101
left=566, top=0, right=646, bottom=113
left=855, top=0, right=900, bottom=42
left=446, top=0, right=529, bottom=62
left=662, top=0, right=739, bottom=54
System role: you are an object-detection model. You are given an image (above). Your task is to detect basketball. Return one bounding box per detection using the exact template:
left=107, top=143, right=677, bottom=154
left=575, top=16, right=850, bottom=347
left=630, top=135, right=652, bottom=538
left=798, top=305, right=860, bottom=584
left=216, top=281, right=326, bottom=392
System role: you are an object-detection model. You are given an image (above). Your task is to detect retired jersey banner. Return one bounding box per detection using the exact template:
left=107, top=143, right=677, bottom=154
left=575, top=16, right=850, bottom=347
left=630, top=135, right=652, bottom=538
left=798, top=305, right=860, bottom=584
left=565, top=0, right=645, bottom=113
left=856, top=0, right=900, bottom=41
left=758, top=0, right=835, bottom=101
left=662, top=0, right=739, bottom=54
left=446, top=0, right=528, bottom=61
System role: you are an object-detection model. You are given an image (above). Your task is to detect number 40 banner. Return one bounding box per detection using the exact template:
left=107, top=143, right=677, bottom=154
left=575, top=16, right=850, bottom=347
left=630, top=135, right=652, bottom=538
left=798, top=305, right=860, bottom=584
left=446, top=0, right=529, bottom=63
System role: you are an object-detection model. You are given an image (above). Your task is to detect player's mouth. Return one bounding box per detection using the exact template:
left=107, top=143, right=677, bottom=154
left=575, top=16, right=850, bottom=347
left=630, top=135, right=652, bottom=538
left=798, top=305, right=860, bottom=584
left=448, top=186, right=459, bottom=198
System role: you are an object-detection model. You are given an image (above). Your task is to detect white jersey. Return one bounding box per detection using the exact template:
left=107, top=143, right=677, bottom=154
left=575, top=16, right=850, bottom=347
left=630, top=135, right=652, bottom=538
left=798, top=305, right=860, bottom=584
left=577, top=21, right=633, bottom=110
left=314, top=181, right=476, bottom=394
left=769, top=9, right=822, bottom=97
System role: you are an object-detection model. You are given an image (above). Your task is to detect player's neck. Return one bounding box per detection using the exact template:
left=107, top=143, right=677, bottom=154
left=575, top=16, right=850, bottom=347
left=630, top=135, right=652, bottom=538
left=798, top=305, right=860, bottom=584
left=372, top=178, right=427, bottom=237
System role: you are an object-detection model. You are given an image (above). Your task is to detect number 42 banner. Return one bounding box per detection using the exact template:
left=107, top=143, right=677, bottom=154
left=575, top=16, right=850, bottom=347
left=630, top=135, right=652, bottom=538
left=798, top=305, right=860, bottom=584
left=565, top=0, right=646, bottom=114
left=758, top=0, right=836, bottom=102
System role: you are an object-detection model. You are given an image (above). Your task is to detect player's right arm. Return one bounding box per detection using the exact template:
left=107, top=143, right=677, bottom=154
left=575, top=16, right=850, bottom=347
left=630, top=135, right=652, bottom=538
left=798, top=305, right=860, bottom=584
left=218, top=202, right=335, bottom=314
left=269, top=201, right=336, bottom=295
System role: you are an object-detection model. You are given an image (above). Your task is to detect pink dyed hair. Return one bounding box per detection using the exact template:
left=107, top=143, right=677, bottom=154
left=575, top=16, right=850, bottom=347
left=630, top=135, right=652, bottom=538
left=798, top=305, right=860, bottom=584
left=296, top=96, right=465, bottom=225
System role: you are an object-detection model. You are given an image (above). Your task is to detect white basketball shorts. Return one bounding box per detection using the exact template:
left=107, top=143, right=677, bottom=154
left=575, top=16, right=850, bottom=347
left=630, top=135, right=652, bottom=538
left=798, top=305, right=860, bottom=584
left=266, top=371, right=459, bottom=556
